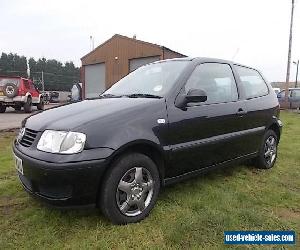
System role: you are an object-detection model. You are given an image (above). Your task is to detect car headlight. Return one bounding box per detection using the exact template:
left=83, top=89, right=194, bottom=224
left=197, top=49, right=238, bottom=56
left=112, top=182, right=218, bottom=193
left=37, top=130, right=86, bottom=154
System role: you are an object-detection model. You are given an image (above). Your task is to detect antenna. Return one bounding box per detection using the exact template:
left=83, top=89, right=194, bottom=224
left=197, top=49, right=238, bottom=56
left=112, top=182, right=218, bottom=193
left=90, top=35, right=94, bottom=51
left=26, top=59, right=30, bottom=78
left=232, top=48, right=240, bottom=60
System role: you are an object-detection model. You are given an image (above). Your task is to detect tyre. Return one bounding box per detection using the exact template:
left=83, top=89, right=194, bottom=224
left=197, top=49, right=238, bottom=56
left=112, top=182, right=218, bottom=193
left=0, top=105, right=6, bottom=113
left=3, top=83, right=18, bottom=98
left=24, top=97, right=32, bottom=113
left=37, top=98, right=44, bottom=110
left=99, top=153, right=160, bottom=224
left=254, top=130, right=278, bottom=169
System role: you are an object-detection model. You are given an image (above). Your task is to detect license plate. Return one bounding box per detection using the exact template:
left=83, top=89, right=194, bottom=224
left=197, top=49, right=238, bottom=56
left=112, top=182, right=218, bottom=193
left=14, top=154, right=23, bottom=175
left=0, top=92, right=3, bottom=96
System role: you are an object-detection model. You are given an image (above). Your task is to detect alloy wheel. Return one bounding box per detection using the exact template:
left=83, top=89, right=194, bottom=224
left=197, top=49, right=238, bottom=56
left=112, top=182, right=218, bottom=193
left=264, top=135, right=277, bottom=166
left=116, top=167, right=154, bottom=217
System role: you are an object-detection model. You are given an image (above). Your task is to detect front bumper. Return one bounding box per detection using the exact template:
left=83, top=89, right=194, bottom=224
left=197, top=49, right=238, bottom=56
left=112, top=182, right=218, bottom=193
left=13, top=144, right=109, bottom=207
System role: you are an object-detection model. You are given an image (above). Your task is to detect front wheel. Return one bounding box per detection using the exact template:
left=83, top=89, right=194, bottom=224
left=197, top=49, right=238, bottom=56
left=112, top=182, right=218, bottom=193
left=99, top=153, right=160, bottom=224
left=254, top=130, right=278, bottom=169
left=24, top=97, right=32, bottom=113
left=37, top=98, right=44, bottom=110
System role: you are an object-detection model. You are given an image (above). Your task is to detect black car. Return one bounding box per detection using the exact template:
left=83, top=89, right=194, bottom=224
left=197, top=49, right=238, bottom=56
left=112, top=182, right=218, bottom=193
left=13, top=58, right=282, bottom=224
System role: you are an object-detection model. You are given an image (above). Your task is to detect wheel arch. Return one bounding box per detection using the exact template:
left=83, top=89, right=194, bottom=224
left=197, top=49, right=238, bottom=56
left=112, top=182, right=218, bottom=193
left=107, top=140, right=166, bottom=186
left=25, top=93, right=32, bottom=102
left=95, top=140, right=167, bottom=208
left=267, top=122, right=281, bottom=141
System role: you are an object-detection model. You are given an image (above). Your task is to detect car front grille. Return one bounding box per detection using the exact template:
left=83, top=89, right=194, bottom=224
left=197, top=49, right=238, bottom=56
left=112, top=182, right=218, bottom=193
left=19, top=128, right=38, bottom=147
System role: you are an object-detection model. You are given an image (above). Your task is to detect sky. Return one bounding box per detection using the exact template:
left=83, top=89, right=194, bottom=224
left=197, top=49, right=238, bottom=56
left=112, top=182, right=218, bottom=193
left=0, top=0, right=299, bottom=82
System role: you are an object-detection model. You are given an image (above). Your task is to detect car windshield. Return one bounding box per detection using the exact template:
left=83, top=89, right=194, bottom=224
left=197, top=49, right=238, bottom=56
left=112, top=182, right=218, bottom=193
left=104, top=61, right=189, bottom=98
left=0, top=78, right=20, bottom=87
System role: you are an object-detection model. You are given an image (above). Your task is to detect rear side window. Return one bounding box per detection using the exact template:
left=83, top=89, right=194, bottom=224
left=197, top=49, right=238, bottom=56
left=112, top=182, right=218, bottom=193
left=235, top=66, right=269, bottom=99
left=0, top=78, right=20, bottom=87
left=292, top=89, right=300, bottom=97
left=184, top=63, right=238, bottom=104
left=23, top=80, right=30, bottom=89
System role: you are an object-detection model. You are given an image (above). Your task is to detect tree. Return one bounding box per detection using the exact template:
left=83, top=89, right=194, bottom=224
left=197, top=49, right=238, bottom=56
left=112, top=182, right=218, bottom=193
left=0, top=52, right=80, bottom=91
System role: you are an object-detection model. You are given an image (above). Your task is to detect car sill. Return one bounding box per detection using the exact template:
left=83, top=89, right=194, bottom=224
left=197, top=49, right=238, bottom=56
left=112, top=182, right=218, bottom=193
left=163, top=152, right=257, bottom=186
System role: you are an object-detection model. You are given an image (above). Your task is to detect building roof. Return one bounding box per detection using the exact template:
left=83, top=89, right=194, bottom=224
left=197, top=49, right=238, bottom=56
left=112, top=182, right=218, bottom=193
left=81, top=34, right=186, bottom=60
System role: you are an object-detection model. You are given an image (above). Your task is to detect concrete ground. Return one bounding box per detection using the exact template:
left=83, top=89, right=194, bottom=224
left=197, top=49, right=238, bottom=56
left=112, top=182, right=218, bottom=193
left=0, top=104, right=59, bottom=131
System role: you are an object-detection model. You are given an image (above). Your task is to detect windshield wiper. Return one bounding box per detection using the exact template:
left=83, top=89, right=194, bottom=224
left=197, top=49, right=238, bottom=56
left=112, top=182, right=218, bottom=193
left=99, top=94, right=122, bottom=98
left=86, top=94, right=121, bottom=100
left=125, top=93, right=162, bottom=99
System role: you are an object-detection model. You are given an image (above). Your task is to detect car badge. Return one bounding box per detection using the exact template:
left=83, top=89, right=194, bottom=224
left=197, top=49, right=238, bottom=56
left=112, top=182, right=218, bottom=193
left=157, top=119, right=165, bottom=124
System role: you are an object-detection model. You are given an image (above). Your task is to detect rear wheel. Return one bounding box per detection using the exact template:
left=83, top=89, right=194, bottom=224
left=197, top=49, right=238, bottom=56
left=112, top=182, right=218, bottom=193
left=254, top=130, right=278, bottom=169
left=24, top=97, right=32, bottom=113
left=99, top=153, right=160, bottom=224
left=0, top=104, right=6, bottom=113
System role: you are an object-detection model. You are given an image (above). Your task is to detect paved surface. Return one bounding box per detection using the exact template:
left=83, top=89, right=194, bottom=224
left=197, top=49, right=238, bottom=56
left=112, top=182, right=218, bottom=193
left=0, top=104, right=59, bottom=131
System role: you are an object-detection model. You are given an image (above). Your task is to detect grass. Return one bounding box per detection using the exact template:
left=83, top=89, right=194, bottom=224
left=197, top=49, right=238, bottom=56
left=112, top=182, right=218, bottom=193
left=0, top=111, right=299, bottom=249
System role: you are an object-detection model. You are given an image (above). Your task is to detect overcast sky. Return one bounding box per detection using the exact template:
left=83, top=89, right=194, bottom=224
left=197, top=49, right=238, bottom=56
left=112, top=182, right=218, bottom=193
left=1, top=0, right=299, bottom=82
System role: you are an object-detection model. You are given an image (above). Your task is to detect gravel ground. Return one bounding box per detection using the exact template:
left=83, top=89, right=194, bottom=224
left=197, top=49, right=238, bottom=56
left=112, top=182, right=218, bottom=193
left=0, top=104, right=59, bottom=131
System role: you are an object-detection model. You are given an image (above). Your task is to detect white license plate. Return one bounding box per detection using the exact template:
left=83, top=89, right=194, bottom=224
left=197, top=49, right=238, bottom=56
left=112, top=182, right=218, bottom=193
left=14, top=154, right=23, bottom=175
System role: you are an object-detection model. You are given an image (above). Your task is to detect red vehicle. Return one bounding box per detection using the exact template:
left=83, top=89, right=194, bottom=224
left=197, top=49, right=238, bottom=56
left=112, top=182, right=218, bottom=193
left=0, top=76, right=44, bottom=113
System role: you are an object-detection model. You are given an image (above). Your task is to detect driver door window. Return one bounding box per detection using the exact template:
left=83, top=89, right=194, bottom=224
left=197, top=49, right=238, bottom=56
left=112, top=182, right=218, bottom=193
left=185, top=63, right=238, bottom=105
left=278, top=90, right=291, bottom=99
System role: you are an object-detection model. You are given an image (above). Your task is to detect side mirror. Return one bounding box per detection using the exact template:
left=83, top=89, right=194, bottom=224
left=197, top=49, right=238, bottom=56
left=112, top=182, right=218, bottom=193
left=175, top=88, right=207, bottom=109
left=186, top=89, right=207, bottom=103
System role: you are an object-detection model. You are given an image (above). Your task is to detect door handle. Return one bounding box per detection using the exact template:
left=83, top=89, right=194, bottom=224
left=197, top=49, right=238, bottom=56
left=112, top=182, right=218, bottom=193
left=236, top=108, right=247, bottom=116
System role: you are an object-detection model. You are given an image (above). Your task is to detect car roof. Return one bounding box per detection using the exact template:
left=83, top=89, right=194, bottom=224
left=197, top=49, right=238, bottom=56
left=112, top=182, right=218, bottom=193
left=154, top=57, right=255, bottom=69
left=0, top=75, right=20, bottom=79
left=278, top=88, right=300, bottom=91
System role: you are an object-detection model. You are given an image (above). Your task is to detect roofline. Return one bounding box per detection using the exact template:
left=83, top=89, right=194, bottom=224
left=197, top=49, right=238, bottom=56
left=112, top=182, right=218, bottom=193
left=81, top=34, right=186, bottom=60
left=0, top=75, right=23, bottom=79
left=161, top=46, right=187, bottom=57
left=81, top=34, right=117, bottom=60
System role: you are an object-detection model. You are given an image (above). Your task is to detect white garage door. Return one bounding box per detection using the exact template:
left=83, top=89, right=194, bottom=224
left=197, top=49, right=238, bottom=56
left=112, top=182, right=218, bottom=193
left=129, top=56, right=160, bottom=72
left=85, top=63, right=105, bottom=98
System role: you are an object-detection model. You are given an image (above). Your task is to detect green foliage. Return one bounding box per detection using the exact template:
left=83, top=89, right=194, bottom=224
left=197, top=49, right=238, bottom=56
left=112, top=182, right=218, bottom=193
left=0, top=53, right=27, bottom=78
left=0, top=112, right=299, bottom=249
left=0, top=52, right=79, bottom=91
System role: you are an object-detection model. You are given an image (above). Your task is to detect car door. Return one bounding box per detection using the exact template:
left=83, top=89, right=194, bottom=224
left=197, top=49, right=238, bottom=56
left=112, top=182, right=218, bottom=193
left=166, top=62, right=248, bottom=178
left=277, top=89, right=292, bottom=109
left=290, top=89, right=300, bottom=109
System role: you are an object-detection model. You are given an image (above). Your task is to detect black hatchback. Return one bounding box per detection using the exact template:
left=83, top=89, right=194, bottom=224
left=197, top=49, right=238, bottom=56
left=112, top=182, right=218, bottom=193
left=13, top=57, right=282, bottom=224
